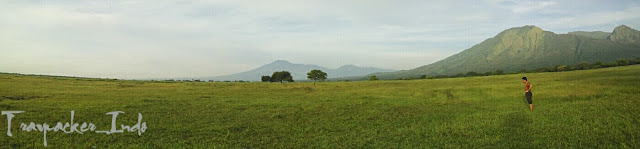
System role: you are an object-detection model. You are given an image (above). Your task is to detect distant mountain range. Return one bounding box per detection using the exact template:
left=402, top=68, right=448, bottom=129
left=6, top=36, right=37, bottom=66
left=196, top=60, right=395, bottom=81
left=350, top=25, right=640, bottom=80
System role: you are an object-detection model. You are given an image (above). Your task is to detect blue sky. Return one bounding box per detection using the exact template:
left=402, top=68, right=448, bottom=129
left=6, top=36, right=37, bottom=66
left=1, top=0, right=639, bottom=79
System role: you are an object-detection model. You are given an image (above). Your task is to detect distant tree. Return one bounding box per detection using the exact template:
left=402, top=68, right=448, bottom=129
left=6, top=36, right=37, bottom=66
left=435, top=75, right=449, bottom=78
left=557, top=65, right=569, bottom=72
left=426, top=76, right=434, bottom=79
left=369, top=76, right=379, bottom=81
left=575, top=62, right=591, bottom=70
left=536, top=67, right=550, bottom=72
left=455, top=73, right=465, bottom=78
left=420, top=75, right=427, bottom=79
left=593, top=61, right=603, bottom=66
left=271, top=71, right=294, bottom=83
left=492, top=70, right=504, bottom=75
left=604, top=62, right=618, bottom=68
left=617, top=59, right=630, bottom=66
left=307, top=69, right=327, bottom=85
left=630, top=59, right=640, bottom=65
left=482, top=72, right=492, bottom=76
left=518, top=69, right=528, bottom=73
left=261, top=76, right=271, bottom=82
left=465, top=71, right=479, bottom=77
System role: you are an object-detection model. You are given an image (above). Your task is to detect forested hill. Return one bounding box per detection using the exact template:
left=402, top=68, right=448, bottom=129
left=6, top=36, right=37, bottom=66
left=368, top=25, right=640, bottom=80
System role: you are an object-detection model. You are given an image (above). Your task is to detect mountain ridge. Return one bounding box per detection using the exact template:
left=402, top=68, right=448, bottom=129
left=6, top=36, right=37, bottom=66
left=198, top=60, right=395, bottom=81
left=354, top=25, right=640, bottom=80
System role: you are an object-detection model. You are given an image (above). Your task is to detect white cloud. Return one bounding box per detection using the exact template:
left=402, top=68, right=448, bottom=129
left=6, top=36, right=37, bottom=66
left=0, top=0, right=638, bottom=79
left=511, top=1, right=557, bottom=13
left=542, top=6, right=640, bottom=32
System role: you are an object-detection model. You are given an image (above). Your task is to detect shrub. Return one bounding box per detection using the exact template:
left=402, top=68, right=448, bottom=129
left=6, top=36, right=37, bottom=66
left=369, top=76, right=379, bottom=81
left=492, top=70, right=504, bottom=75
left=557, top=65, right=569, bottom=72
left=575, top=62, right=591, bottom=70
left=604, top=62, right=618, bottom=67
left=464, top=71, right=478, bottom=77
left=261, top=76, right=271, bottom=82
left=617, top=59, right=630, bottom=66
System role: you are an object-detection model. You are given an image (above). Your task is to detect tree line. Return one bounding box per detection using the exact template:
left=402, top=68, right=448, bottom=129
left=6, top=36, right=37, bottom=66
left=261, top=69, right=328, bottom=84
left=158, top=58, right=639, bottom=82
left=418, top=58, right=640, bottom=80
left=261, top=71, right=294, bottom=83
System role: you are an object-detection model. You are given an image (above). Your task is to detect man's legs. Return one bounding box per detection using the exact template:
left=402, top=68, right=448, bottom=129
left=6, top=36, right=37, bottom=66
left=526, top=92, right=533, bottom=111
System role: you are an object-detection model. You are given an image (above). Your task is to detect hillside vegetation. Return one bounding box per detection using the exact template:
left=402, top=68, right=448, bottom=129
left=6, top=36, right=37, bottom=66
left=370, top=25, right=640, bottom=80
left=1, top=65, right=639, bottom=148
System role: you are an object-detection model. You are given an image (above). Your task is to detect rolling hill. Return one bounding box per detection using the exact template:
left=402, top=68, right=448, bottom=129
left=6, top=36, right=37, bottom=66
left=364, top=25, right=640, bottom=80
left=198, top=60, right=395, bottom=81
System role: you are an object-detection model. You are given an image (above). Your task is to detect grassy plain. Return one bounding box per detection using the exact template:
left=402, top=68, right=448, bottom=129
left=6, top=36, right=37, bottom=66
left=0, top=65, right=639, bottom=148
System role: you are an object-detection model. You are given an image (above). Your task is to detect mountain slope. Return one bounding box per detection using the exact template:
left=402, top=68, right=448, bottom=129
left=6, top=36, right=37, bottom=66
left=608, top=25, right=640, bottom=43
left=201, top=60, right=395, bottom=81
left=568, top=31, right=610, bottom=40
left=366, top=25, right=640, bottom=80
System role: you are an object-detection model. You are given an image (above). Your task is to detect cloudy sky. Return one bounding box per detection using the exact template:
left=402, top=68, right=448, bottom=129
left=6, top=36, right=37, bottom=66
left=1, top=0, right=639, bottom=79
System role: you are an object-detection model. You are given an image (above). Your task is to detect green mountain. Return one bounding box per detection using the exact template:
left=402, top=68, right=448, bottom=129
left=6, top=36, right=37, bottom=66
left=365, top=25, right=640, bottom=80
left=608, top=25, right=640, bottom=43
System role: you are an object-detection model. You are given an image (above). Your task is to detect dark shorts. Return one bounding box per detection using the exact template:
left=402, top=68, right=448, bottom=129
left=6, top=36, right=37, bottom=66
left=525, top=92, right=533, bottom=104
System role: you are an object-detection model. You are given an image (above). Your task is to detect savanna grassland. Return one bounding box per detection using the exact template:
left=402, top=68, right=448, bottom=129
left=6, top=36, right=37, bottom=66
left=0, top=65, right=639, bottom=148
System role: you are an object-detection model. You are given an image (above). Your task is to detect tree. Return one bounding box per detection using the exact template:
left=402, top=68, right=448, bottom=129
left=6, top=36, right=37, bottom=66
left=435, top=75, right=449, bottom=78
left=492, top=70, right=504, bottom=75
left=536, top=67, right=552, bottom=72
left=557, top=65, right=569, bottom=72
left=518, top=69, right=527, bottom=73
left=593, top=61, right=603, bottom=66
left=271, top=71, right=294, bottom=83
left=604, top=62, right=618, bottom=68
left=465, top=71, right=479, bottom=77
left=617, top=59, right=630, bottom=66
left=369, top=76, right=379, bottom=81
left=261, top=76, right=271, bottom=82
left=307, top=69, right=327, bottom=85
left=575, top=62, right=591, bottom=70
left=630, top=58, right=640, bottom=65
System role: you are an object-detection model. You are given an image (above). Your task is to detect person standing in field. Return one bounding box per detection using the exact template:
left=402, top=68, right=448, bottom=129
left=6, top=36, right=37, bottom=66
left=522, top=77, right=533, bottom=111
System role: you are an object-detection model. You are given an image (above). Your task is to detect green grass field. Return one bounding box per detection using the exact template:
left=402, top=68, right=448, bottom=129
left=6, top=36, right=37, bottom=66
left=1, top=65, right=639, bottom=148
